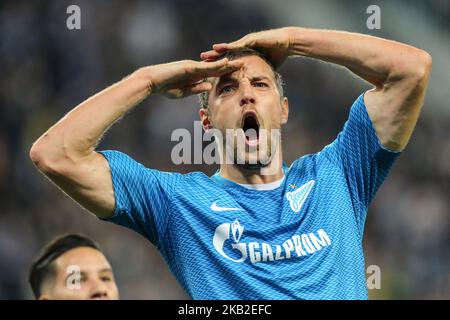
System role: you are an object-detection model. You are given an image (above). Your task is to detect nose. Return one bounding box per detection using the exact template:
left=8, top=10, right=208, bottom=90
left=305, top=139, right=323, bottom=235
left=239, top=82, right=255, bottom=107
left=89, top=278, right=109, bottom=299
left=90, top=289, right=108, bottom=299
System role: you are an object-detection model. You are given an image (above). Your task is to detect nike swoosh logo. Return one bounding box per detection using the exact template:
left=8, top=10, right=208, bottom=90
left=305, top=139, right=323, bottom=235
left=210, top=201, right=243, bottom=212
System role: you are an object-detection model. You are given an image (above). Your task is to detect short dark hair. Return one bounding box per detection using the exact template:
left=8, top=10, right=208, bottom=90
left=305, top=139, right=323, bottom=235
left=28, top=234, right=101, bottom=298
left=199, top=47, right=284, bottom=108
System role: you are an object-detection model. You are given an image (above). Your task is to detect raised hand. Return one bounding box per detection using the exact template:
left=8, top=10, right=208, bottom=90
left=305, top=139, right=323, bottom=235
left=200, top=28, right=293, bottom=68
left=148, top=58, right=243, bottom=99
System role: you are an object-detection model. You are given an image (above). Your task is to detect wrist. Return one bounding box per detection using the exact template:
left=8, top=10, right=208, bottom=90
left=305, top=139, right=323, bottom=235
left=283, top=27, right=298, bottom=56
left=133, top=66, right=156, bottom=96
left=284, top=26, right=311, bottom=57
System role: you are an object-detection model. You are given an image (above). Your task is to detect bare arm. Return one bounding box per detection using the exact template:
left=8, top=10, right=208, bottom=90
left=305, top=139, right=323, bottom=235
left=202, top=27, right=432, bottom=151
left=30, top=59, right=242, bottom=218
left=287, top=28, right=432, bottom=151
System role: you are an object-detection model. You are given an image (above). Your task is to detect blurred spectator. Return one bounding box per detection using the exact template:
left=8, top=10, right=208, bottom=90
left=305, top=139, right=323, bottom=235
left=29, top=234, right=119, bottom=300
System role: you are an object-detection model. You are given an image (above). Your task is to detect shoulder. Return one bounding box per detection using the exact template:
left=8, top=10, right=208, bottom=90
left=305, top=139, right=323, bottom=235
left=287, top=145, right=345, bottom=180
left=289, top=147, right=336, bottom=170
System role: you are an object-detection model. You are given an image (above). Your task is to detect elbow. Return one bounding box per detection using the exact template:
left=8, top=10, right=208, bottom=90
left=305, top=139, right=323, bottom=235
left=386, top=50, right=432, bottom=87
left=29, top=139, right=55, bottom=175
left=30, top=127, right=92, bottom=178
left=29, top=136, right=68, bottom=176
left=411, top=50, right=432, bottom=83
left=390, top=50, right=432, bottom=89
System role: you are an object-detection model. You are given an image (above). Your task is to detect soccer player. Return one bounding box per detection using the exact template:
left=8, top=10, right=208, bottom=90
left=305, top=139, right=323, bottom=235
left=29, top=234, right=119, bottom=300
left=29, top=27, right=431, bottom=299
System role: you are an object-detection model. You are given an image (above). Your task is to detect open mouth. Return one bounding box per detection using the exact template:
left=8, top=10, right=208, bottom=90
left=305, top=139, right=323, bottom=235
left=241, top=112, right=260, bottom=147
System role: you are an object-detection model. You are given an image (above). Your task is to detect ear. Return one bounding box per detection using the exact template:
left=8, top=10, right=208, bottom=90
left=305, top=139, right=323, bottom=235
left=281, top=97, right=289, bottom=124
left=199, top=107, right=212, bottom=131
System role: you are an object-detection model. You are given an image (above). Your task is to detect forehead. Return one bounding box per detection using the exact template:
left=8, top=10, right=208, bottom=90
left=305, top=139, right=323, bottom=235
left=211, top=55, right=276, bottom=85
left=53, top=247, right=111, bottom=273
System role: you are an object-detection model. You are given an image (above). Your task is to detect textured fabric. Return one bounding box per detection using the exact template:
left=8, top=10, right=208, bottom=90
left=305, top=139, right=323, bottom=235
left=99, top=92, right=401, bottom=300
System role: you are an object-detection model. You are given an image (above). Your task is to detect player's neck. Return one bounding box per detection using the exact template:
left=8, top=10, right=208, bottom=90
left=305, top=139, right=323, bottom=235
left=219, top=151, right=284, bottom=185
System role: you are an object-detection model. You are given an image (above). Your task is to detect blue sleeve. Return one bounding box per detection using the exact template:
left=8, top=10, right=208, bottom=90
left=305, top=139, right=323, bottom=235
left=321, top=92, right=401, bottom=228
left=98, top=150, right=179, bottom=249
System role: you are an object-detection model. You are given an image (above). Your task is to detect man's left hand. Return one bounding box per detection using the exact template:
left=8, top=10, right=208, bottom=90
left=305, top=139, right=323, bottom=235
left=200, top=27, right=293, bottom=68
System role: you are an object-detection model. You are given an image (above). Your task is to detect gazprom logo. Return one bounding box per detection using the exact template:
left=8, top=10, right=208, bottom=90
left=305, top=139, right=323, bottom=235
left=213, top=219, right=247, bottom=263
left=212, top=219, right=331, bottom=264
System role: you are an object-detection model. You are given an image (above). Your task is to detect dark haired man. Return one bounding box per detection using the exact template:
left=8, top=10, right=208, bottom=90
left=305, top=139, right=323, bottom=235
left=29, top=234, right=119, bottom=300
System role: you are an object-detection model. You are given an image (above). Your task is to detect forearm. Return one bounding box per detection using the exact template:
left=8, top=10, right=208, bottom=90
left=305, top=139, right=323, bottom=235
left=30, top=57, right=240, bottom=174
left=287, top=27, right=430, bottom=87
left=31, top=67, right=153, bottom=165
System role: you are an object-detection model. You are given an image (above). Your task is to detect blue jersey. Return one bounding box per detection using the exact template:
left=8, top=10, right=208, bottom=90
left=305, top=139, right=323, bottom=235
left=99, top=93, right=400, bottom=299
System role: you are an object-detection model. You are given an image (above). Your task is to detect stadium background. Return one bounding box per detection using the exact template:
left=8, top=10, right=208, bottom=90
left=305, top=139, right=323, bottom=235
left=0, top=0, right=449, bottom=299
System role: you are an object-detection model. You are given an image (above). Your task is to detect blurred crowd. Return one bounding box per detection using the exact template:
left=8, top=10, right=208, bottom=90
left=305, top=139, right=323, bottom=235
left=0, top=0, right=449, bottom=299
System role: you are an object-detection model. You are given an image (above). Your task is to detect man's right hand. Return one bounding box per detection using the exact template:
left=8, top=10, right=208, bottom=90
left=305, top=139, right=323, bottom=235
left=147, top=58, right=243, bottom=99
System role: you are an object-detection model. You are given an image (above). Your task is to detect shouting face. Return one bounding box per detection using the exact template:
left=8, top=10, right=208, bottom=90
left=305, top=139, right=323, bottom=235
left=200, top=54, right=289, bottom=169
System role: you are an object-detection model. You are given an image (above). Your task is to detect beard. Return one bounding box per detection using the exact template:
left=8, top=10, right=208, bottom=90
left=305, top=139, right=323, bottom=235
left=217, top=127, right=281, bottom=170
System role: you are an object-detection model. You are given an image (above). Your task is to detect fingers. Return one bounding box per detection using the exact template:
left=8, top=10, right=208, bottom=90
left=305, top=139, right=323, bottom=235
left=199, top=44, right=231, bottom=60
left=188, top=81, right=212, bottom=94
left=184, top=58, right=242, bottom=95
left=197, top=57, right=229, bottom=70
left=214, top=38, right=247, bottom=51
left=212, top=43, right=232, bottom=52
left=200, top=50, right=221, bottom=61
left=200, top=40, right=245, bottom=61
left=196, top=58, right=243, bottom=77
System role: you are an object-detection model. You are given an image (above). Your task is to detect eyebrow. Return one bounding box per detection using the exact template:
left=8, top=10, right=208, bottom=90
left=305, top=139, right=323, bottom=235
left=250, top=76, right=273, bottom=82
left=216, top=75, right=273, bottom=87
left=63, top=268, right=112, bottom=281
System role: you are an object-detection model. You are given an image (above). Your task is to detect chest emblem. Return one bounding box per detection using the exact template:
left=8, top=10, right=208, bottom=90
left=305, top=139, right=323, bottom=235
left=285, top=180, right=315, bottom=213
